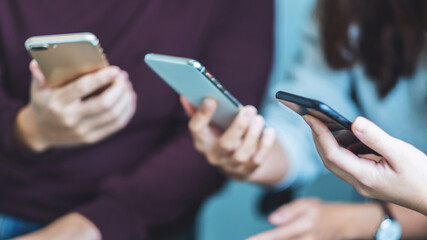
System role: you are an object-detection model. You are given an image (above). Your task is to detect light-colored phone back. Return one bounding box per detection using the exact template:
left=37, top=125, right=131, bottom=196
left=145, top=53, right=242, bottom=129
left=25, top=33, right=108, bottom=87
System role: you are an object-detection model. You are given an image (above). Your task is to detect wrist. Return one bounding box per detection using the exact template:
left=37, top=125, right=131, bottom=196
left=341, top=203, right=384, bottom=239
left=419, top=192, right=427, bottom=216
left=68, top=213, right=102, bottom=240
left=14, top=106, right=49, bottom=153
left=248, top=140, right=289, bottom=186
left=35, top=213, right=101, bottom=240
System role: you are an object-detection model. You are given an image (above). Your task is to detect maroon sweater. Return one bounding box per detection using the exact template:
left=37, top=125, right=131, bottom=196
left=0, top=0, right=273, bottom=239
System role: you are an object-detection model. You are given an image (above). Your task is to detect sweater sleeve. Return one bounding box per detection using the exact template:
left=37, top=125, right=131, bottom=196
left=75, top=1, right=274, bottom=239
left=0, top=42, right=32, bottom=160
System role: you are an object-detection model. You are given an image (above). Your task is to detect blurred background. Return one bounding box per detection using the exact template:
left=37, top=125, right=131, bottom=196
left=196, top=0, right=356, bottom=239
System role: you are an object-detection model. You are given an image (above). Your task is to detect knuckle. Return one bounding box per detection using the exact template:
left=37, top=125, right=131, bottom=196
left=324, top=149, right=339, bottom=163
left=82, top=134, right=97, bottom=144
left=99, top=97, right=114, bottom=110
left=232, top=153, right=247, bottom=163
left=193, top=141, right=205, bottom=152
left=75, top=126, right=89, bottom=138
left=234, top=120, right=248, bottom=133
left=57, top=114, right=72, bottom=128
left=188, top=120, right=201, bottom=134
left=47, top=102, right=62, bottom=115
left=369, top=133, right=386, bottom=149
left=108, top=109, right=121, bottom=122
left=247, top=128, right=261, bottom=140
left=218, top=140, right=234, bottom=152
left=63, top=116, right=77, bottom=128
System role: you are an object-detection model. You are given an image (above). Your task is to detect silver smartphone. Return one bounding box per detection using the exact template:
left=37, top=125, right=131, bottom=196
left=25, top=32, right=109, bottom=87
left=145, top=53, right=242, bottom=129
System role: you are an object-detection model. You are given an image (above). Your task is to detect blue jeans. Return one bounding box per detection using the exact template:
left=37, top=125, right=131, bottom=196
left=0, top=214, right=42, bottom=240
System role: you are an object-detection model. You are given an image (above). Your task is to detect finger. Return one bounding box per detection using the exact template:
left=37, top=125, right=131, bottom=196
left=217, top=106, right=257, bottom=153
left=188, top=98, right=217, bottom=137
left=311, top=132, right=365, bottom=187
left=56, top=66, right=120, bottom=104
left=29, top=60, right=48, bottom=89
left=78, top=71, right=129, bottom=117
left=247, top=219, right=308, bottom=240
left=304, top=115, right=365, bottom=179
left=84, top=96, right=135, bottom=144
left=222, top=163, right=258, bottom=180
left=253, top=127, right=276, bottom=164
left=352, top=116, right=406, bottom=164
left=78, top=87, right=133, bottom=132
left=232, top=115, right=264, bottom=164
left=180, top=96, right=196, bottom=116
left=269, top=200, right=309, bottom=226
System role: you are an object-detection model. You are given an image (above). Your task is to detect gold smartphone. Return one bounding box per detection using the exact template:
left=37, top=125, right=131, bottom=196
left=25, top=32, right=109, bottom=87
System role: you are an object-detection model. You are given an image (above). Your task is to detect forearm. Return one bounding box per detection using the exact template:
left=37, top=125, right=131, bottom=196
left=13, top=213, right=101, bottom=240
left=13, top=106, right=49, bottom=153
left=391, top=204, right=427, bottom=238
left=339, top=202, right=383, bottom=239
left=341, top=203, right=427, bottom=239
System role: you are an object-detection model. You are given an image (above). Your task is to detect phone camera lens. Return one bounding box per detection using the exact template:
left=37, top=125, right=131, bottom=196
left=30, top=44, right=49, bottom=51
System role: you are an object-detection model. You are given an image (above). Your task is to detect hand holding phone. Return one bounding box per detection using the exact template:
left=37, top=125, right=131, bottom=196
left=305, top=115, right=427, bottom=217
left=14, top=34, right=137, bottom=152
left=181, top=97, right=279, bottom=183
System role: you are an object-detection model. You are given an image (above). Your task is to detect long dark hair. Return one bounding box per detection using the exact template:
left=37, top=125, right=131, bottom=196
left=317, top=0, right=427, bottom=97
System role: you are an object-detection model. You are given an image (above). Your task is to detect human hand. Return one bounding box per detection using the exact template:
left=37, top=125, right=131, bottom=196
left=248, top=199, right=383, bottom=240
left=12, top=213, right=101, bottom=240
left=181, top=97, right=281, bottom=184
left=304, top=115, right=427, bottom=215
left=14, top=60, right=137, bottom=152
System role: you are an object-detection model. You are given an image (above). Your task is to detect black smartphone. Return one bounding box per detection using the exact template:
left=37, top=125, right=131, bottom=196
left=276, top=91, right=379, bottom=157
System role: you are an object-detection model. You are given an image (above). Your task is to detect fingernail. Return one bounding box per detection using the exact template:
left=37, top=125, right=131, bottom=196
left=353, top=117, right=368, bottom=133
left=203, top=98, right=215, bottom=110
left=303, top=115, right=312, bottom=128
left=270, top=212, right=285, bottom=224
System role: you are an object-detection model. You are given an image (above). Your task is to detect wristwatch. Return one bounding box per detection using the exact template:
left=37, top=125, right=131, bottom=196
left=375, top=202, right=402, bottom=240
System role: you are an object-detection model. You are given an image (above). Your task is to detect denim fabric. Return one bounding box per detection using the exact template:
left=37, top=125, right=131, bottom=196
left=0, top=214, right=42, bottom=240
